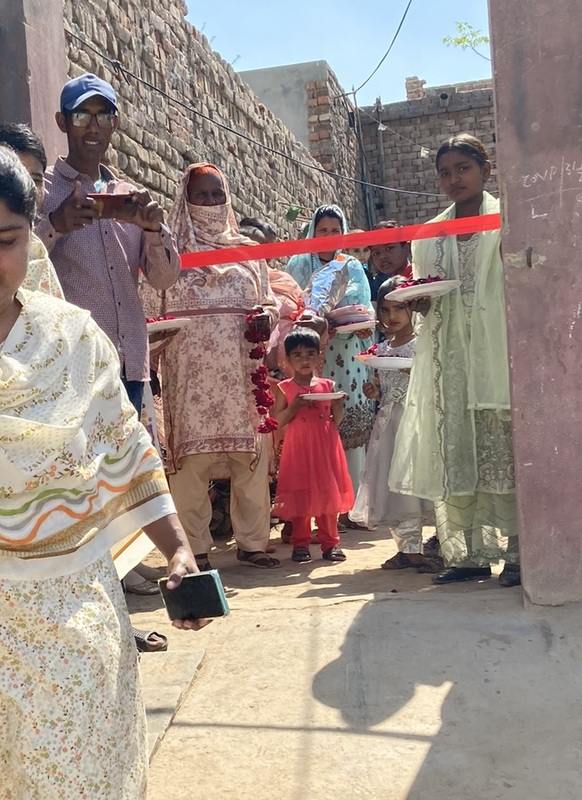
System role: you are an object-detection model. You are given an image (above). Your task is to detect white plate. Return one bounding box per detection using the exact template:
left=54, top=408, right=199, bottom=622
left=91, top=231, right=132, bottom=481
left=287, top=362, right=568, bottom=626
left=390, top=279, right=460, bottom=302
left=299, top=392, right=346, bottom=401
left=357, top=355, right=413, bottom=370
left=146, top=317, right=192, bottom=334
left=328, top=304, right=370, bottom=322
left=332, top=320, right=376, bottom=334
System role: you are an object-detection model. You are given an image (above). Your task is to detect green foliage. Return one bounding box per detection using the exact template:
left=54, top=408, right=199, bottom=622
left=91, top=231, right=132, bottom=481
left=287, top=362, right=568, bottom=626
left=285, top=205, right=302, bottom=222
left=443, top=21, right=491, bottom=61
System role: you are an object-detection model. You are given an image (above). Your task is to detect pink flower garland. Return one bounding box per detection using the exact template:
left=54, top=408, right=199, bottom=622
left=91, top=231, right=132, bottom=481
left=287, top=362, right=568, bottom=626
left=245, top=311, right=278, bottom=434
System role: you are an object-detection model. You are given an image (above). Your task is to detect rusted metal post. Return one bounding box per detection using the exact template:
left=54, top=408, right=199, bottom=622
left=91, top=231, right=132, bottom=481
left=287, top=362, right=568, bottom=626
left=0, top=0, right=67, bottom=163
left=489, top=0, right=582, bottom=604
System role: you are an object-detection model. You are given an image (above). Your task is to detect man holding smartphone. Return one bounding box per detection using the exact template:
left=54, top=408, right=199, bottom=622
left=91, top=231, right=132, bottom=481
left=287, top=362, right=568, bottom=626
left=36, top=73, right=180, bottom=413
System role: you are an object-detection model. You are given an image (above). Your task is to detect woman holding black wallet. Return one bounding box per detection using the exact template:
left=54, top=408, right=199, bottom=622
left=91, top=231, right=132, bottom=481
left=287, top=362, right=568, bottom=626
left=0, top=146, right=209, bottom=798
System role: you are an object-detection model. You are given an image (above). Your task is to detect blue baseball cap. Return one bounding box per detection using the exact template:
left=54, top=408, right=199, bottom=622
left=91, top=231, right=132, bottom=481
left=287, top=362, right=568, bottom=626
left=60, top=73, right=118, bottom=113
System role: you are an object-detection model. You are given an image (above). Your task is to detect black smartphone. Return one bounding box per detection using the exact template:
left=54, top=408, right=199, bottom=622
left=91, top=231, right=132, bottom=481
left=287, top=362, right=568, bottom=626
left=158, top=570, right=230, bottom=621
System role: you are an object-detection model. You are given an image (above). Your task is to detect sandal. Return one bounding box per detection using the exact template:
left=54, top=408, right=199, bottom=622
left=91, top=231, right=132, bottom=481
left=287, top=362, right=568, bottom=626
left=322, top=547, right=347, bottom=562
left=195, top=553, right=212, bottom=572
left=237, top=549, right=281, bottom=569
left=281, top=521, right=293, bottom=544
left=415, top=555, right=444, bottom=573
left=423, top=535, right=441, bottom=557
left=132, top=627, right=168, bottom=653
left=339, top=515, right=369, bottom=532
left=123, top=572, right=161, bottom=596
left=292, top=547, right=312, bottom=563
left=381, top=552, right=416, bottom=570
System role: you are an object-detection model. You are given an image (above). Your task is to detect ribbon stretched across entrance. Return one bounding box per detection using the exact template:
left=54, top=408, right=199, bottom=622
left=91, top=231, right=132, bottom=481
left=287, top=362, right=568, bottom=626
left=180, top=213, right=501, bottom=270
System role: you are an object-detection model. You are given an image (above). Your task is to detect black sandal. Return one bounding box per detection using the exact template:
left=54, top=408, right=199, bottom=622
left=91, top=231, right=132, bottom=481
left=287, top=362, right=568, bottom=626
left=237, top=549, right=281, bottom=569
left=433, top=566, right=492, bottom=584
left=498, top=563, right=521, bottom=587
left=292, top=547, right=312, bottom=563
left=195, top=553, right=212, bottom=572
left=322, top=547, right=347, bottom=562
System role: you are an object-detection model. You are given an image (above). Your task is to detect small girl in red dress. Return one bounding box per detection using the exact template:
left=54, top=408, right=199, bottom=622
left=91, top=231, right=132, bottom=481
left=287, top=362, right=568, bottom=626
left=273, top=328, right=354, bottom=563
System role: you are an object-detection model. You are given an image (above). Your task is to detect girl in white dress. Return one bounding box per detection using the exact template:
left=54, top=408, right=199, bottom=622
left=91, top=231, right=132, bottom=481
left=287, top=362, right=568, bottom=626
left=349, top=278, right=438, bottom=571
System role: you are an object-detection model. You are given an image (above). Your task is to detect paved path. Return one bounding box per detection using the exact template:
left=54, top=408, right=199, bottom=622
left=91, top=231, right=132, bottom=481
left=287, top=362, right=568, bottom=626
left=141, top=528, right=582, bottom=800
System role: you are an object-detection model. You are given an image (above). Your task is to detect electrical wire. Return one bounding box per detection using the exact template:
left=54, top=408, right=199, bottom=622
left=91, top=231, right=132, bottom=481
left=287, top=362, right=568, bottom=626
left=357, top=103, right=432, bottom=153
left=354, top=0, right=414, bottom=95
left=335, top=0, right=414, bottom=100
left=65, top=28, right=441, bottom=198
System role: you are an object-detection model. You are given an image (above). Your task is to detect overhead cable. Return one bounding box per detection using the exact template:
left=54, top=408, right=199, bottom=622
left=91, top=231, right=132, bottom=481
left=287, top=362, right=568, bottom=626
left=66, top=29, right=441, bottom=199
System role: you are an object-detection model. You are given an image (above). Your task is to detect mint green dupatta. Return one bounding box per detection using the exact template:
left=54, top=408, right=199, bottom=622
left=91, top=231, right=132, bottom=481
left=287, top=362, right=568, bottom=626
left=389, top=192, right=511, bottom=501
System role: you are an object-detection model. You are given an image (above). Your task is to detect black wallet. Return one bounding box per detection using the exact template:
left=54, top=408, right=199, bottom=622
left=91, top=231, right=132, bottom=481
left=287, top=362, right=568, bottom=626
left=158, top=570, right=230, bottom=620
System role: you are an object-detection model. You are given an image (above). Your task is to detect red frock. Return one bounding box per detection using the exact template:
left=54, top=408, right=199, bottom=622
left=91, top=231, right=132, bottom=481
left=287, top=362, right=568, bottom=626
left=273, top=378, right=354, bottom=518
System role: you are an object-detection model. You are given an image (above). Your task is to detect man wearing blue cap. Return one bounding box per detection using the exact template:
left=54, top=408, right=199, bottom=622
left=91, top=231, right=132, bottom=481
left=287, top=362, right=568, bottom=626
left=36, top=73, right=180, bottom=415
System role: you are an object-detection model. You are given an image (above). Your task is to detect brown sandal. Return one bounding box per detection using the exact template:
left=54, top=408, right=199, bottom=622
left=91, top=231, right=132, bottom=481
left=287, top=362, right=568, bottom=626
left=338, top=513, right=369, bottom=532
left=381, top=552, right=416, bottom=570
left=415, top=555, right=444, bottom=573
left=132, top=627, right=168, bottom=653
left=237, top=549, right=280, bottom=569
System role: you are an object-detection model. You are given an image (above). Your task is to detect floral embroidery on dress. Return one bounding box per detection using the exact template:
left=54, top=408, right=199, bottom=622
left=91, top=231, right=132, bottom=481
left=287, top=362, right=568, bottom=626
left=428, top=232, right=515, bottom=497
left=376, top=339, right=415, bottom=406
left=457, top=236, right=480, bottom=324
left=0, top=555, right=147, bottom=798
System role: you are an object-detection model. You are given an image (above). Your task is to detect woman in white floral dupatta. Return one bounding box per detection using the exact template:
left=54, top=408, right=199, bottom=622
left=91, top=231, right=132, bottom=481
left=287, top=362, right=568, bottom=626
left=390, top=134, right=521, bottom=588
left=141, top=163, right=280, bottom=571
left=0, top=147, right=208, bottom=799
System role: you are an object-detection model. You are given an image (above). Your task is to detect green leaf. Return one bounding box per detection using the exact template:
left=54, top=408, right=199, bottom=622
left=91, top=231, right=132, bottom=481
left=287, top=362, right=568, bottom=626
left=285, top=205, right=301, bottom=222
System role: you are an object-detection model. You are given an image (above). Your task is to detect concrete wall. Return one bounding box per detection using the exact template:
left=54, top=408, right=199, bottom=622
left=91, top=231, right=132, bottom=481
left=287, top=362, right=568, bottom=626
left=240, top=61, right=329, bottom=147
left=241, top=60, right=362, bottom=222
left=0, top=0, right=67, bottom=163
left=360, top=80, right=497, bottom=224
left=490, top=0, right=582, bottom=605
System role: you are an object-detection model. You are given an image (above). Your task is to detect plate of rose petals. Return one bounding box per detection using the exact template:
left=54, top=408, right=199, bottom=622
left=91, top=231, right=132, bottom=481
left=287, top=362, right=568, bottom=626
left=328, top=304, right=375, bottom=333
left=356, top=355, right=413, bottom=370
left=390, top=277, right=460, bottom=302
left=333, top=321, right=376, bottom=334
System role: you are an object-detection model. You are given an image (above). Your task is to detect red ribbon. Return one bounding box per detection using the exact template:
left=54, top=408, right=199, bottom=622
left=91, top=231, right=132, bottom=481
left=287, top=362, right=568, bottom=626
left=180, top=213, right=501, bottom=270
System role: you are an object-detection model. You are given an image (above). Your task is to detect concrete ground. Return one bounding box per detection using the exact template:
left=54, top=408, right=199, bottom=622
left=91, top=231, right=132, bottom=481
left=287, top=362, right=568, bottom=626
left=133, top=528, right=582, bottom=800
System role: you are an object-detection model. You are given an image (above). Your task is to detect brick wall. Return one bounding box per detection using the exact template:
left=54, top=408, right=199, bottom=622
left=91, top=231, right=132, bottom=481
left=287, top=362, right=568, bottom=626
left=360, top=79, right=497, bottom=225
left=306, top=68, right=360, bottom=220
left=62, top=0, right=364, bottom=234
left=60, top=0, right=495, bottom=234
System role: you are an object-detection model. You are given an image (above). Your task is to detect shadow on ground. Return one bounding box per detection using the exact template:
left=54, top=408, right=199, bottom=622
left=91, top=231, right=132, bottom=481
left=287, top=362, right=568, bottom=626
left=312, top=586, right=582, bottom=799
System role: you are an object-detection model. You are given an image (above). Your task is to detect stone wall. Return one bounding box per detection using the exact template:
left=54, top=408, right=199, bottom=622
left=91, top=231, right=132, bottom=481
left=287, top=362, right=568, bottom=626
left=62, top=0, right=364, bottom=234
left=360, top=78, right=497, bottom=225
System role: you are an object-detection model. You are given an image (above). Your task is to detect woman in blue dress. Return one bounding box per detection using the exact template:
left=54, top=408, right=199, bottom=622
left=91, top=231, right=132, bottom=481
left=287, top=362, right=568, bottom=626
left=287, top=204, right=374, bottom=494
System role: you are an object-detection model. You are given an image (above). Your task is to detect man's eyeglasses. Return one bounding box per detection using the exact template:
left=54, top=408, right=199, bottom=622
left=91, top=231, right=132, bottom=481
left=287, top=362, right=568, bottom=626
left=69, top=111, right=117, bottom=129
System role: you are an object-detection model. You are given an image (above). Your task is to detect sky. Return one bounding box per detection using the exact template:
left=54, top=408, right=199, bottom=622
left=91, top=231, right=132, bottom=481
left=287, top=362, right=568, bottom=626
left=186, top=0, right=491, bottom=106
